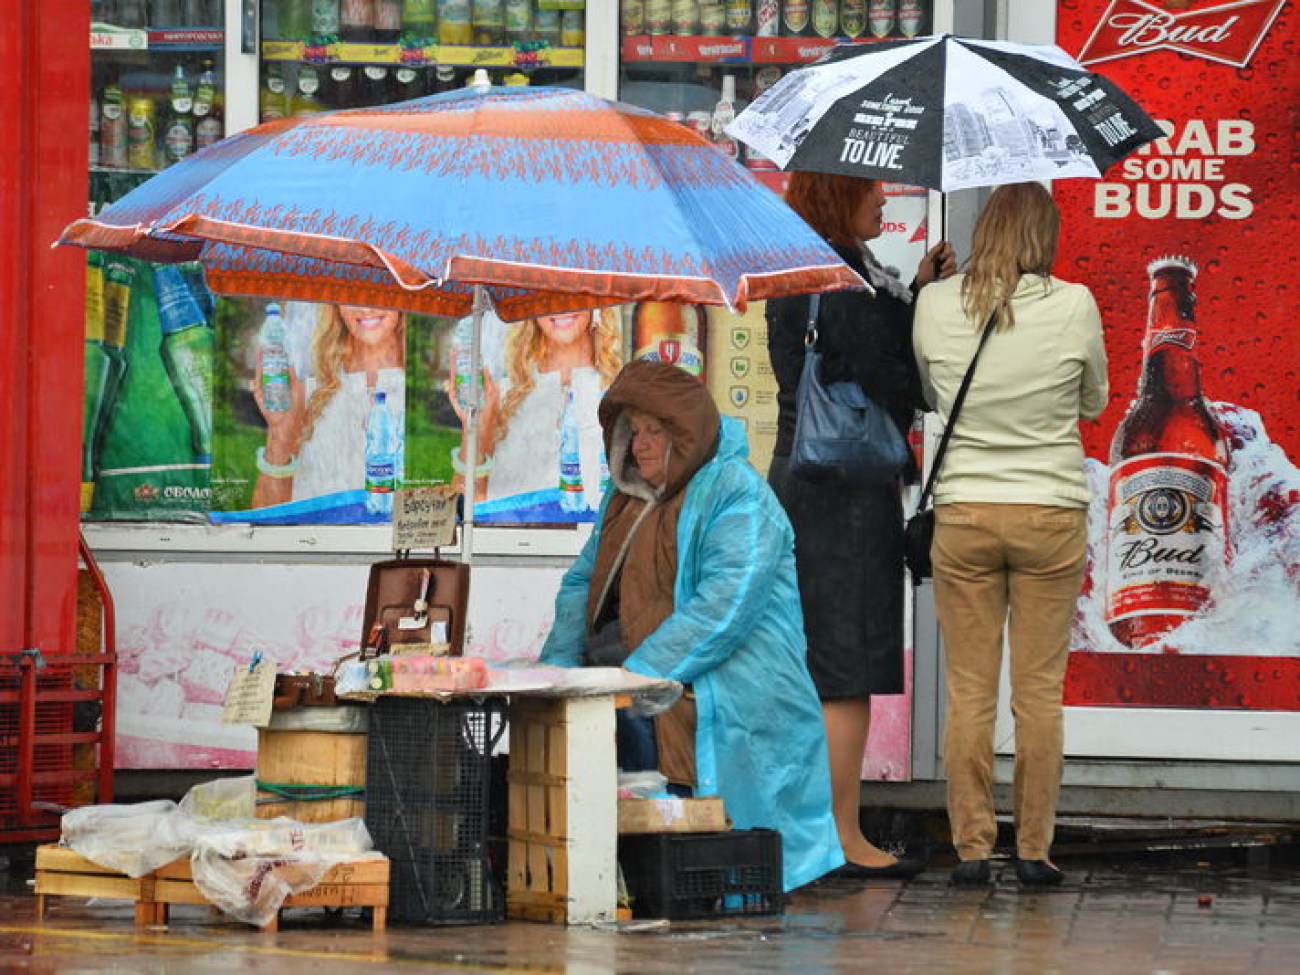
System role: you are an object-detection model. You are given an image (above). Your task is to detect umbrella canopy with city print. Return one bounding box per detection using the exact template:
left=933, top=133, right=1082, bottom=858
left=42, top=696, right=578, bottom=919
left=726, top=34, right=1165, bottom=192
left=58, top=83, right=864, bottom=320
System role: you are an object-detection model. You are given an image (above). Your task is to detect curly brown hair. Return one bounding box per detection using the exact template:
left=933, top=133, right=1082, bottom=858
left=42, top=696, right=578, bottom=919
left=783, top=171, right=880, bottom=248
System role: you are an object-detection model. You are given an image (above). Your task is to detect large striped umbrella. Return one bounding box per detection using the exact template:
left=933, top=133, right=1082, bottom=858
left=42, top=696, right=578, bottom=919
left=58, top=81, right=862, bottom=319
left=59, top=79, right=861, bottom=558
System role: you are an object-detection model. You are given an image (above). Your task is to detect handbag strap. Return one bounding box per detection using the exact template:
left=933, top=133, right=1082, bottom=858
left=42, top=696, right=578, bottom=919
left=804, top=293, right=822, bottom=347
left=916, top=313, right=996, bottom=512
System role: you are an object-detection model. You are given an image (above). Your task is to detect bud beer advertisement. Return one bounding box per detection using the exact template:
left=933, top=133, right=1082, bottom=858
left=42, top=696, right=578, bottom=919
left=1054, top=1, right=1299, bottom=709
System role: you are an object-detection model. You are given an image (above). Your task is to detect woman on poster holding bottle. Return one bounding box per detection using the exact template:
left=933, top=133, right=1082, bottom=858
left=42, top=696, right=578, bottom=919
left=252, top=302, right=407, bottom=509
left=446, top=307, right=622, bottom=510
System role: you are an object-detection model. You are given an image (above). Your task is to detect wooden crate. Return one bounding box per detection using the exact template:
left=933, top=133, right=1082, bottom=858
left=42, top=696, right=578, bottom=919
left=34, top=845, right=389, bottom=932
left=255, top=729, right=367, bottom=823
left=151, top=855, right=389, bottom=932
left=34, top=845, right=157, bottom=926
left=505, top=696, right=617, bottom=924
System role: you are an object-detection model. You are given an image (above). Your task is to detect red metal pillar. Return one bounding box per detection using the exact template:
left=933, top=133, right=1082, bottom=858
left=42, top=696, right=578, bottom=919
left=0, top=2, right=89, bottom=655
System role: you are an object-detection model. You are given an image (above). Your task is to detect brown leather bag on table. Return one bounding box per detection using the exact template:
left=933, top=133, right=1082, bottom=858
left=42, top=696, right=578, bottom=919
left=360, top=558, right=470, bottom=655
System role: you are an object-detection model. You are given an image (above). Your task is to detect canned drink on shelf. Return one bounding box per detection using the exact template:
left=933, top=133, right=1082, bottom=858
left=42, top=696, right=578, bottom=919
left=126, top=97, right=156, bottom=170
left=754, top=65, right=782, bottom=94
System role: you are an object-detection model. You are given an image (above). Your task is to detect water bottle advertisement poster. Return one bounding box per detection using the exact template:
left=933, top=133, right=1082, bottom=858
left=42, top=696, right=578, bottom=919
left=81, top=255, right=213, bottom=522
left=1052, top=1, right=1299, bottom=707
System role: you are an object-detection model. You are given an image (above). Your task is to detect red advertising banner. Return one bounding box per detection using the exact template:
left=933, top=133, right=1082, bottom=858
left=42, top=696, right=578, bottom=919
left=1054, top=1, right=1299, bottom=709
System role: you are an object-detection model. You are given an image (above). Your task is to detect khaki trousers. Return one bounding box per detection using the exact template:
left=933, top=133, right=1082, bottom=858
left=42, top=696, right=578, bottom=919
left=933, top=502, right=1086, bottom=862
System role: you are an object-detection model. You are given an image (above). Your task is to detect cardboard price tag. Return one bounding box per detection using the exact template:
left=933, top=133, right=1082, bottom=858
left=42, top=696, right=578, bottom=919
left=220, top=655, right=277, bottom=727
left=393, top=486, right=459, bottom=550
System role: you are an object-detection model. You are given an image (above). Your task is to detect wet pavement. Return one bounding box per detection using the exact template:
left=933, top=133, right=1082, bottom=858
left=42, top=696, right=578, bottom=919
left=3, top=840, right=1298, bottom=974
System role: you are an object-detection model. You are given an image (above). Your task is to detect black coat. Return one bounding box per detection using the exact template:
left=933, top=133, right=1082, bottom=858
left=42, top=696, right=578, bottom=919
left=765, top=245, right=927, bottom=698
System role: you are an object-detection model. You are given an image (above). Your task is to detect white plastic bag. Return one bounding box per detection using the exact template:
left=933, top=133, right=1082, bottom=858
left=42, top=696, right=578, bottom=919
left=60, top=800, right=190, bottom=878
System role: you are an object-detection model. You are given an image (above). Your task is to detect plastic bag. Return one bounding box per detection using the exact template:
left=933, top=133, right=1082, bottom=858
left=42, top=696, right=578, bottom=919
left=60, top=800, right=191, bottom=878
left=618, top=770, right=670, bottom=799
left=179, top=775, right=256, bottom=821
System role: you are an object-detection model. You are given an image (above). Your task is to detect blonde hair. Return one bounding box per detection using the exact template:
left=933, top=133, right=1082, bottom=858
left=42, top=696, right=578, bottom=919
left=300, top=304, right=408, bottom=444
left=961, top=182, right=1060, bottom=331
left=494, top=307, right=623, bottom=448
left=784, top=172, right=880, bottom=249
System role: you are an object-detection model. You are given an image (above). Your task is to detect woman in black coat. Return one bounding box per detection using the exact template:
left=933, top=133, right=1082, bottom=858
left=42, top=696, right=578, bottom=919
left=767, top=173, right=953, bottom=878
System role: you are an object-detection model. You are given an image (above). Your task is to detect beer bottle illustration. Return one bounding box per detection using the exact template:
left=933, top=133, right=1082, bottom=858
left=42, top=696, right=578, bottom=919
left=1105, top=257, right=1230, bottom=650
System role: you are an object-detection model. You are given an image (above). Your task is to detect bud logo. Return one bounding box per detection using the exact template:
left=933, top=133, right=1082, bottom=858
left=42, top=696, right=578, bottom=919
left=1077, top=0, right=1286, bottom=68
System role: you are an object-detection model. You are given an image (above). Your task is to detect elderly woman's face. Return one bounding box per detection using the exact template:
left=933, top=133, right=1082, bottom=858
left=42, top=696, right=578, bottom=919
left=627, top=408, right=670, bottom=487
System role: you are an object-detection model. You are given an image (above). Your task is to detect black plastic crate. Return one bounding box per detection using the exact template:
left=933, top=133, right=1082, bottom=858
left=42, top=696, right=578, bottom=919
left=364, top=696, right=507, bottom=924
left=619, top=829, right=785, bottom=920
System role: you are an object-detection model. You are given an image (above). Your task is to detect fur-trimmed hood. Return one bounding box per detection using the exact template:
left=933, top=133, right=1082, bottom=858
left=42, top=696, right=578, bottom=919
left=598, top=359, right=721, bottom=501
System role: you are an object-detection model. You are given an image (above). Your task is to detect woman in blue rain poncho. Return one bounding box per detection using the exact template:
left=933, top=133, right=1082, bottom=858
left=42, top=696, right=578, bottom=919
left=540, top=359, right=844, bottom=891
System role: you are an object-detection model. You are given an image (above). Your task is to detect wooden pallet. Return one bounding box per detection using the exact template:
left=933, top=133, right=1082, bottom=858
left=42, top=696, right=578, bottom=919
left=33, top=845, right=389, bottom=932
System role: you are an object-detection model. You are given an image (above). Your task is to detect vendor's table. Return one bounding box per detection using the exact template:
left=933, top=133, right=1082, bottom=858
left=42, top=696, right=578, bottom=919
left=347, top=668, right=678, bottom=926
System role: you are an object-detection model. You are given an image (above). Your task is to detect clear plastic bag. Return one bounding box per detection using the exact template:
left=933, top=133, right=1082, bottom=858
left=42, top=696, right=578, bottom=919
left=60, top=800, right=191, bottom=878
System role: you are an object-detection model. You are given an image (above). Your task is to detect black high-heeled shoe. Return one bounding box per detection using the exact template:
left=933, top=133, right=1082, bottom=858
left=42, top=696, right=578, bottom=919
left=950, top=859, right=992, bottom=886
left=1015, top=859, right=1065, bottom=887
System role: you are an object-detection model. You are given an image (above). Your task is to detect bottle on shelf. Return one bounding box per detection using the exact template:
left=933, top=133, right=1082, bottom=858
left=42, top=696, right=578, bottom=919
left=782, top=0, right=811, bottom=35
left=868, top=0, right=896, bottom=38
left=437, top=0, right=472, bottom=44
left=810, top=0, right=837, bottom=37
left=162, top=65, right=195, bottom=165
left=126, top=95, right=158, bottom=171
left=260, top=63, right=290, bottom=122
left=471, top=0, right=503, bottom=45
left=644, top=0, right=671, bottom=35
left=532, top=6, right=561, bottom=44
left=365, top=390, right=399, bottom=516
left=672, top=0, right=698, bottom=36
left=431, top=64, right=458, bottom=92
left=153, top=0, right=182, bottom=27
left=279, top=0, right=313, bottom=41
left=560, top=8, right=584, bottom=46
left=100, top=83, right=128, bottom=169
left=710, top=74, right=739, bottom=160
left=153, top=264, right=216, bottom=466
left=361, top=64, right=393, bottom=104
left=181, top=0, right=211, bottom=25
left=192, top=61, right=222, bottom=148
left=339, top=0, right=376, bottom=41
left=90, top=94, right=101, bottom=168
left=754, top=0, right=779, bottom=36
left=374, top=0, right=402, bottom=41
left=840, top=0, right=866, bottom=37
left=312, top=0, right=341, bottom=37
left=401, top=0, right=437, bottom=39
left=81, top=252, right=110, bottom=512
left=502, top=0, right=529, bottom=42
left=621, top=0, right=644, bottom=35
left=328, top=64, right=360, bottom=108
left=558, top=389, right=585, bottom=514
left=258, top=303, right=293, bottom=413
left=295, top=64, right=323, bottom=114
left=724, top=0, right=753, bottom=34
left=699, top=1, right=725, bottom=34
left=394, top=66, right=426, bottom=100
left=898, top=0, right=923, bottom=36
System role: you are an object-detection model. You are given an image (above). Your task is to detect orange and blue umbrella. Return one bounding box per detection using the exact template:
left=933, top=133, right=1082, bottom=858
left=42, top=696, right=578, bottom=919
left=59, top=84, right=864, bottom=320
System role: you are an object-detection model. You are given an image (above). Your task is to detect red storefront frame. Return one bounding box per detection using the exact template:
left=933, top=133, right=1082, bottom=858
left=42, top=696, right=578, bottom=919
left=1, top=8, right=90, bottom=692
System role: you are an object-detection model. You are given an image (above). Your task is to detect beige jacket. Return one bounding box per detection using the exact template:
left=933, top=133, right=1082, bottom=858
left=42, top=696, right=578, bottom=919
left=912, top=273, right=1109, bottom=508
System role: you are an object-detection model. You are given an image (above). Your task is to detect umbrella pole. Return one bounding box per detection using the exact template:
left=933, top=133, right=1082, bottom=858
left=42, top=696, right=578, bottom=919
left=460, top=285, right=487, bottom=566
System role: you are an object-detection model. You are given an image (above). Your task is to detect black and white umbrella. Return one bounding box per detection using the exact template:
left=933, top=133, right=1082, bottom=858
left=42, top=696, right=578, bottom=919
left=726, top=34, right=1164, bottom=192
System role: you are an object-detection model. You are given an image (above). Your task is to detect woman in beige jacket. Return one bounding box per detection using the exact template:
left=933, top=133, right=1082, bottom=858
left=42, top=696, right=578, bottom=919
left=912, top=183, right=1109, bottom=888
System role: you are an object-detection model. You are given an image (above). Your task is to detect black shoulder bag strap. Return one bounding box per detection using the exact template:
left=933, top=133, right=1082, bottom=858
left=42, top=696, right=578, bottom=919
left=915, top=313, right=997, bottom=514
left=804, top=293, right=822, bottom=345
